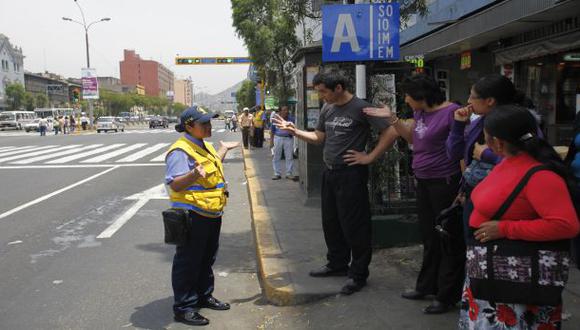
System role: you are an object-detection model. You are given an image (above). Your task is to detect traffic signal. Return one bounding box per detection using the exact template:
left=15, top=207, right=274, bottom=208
left=72, top=89, right=80, bottom=103
left=175, top=57, right=202, bottom=65
left=175, top=57, right=252, bottom=65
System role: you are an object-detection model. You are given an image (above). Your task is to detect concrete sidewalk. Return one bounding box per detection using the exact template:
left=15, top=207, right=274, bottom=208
left=243, top=145, right=580, bottom=327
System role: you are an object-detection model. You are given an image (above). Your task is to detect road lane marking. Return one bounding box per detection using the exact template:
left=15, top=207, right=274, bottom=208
left=80, top=143, right=147, bottom=163
left=0, top=146, right=17, bottom=152
left=217, top=129, right=226, bottom=133
left=0, top=145, right=41, bottom=157
left=0, top=166, right=119, bottom=220
left=150, top=151, right=167, bottom=162
left=11, top=144, right=103, bottom=164
left=0, top=163, right=165, bottom=169
left=46, top=144, right=126, bottom=164
left=115, top=143, right=169, bottom=162
left=97, top=184, right=168, bottom=238
left=0, top=145, right=79, bottom=163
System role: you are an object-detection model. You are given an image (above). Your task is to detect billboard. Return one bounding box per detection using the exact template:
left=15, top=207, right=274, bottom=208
left=81, top=68, right=99, bottom=100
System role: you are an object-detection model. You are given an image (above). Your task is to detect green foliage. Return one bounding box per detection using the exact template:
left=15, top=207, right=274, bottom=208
left=4, top=83, right=26, bottom=110
left=231, top=0, right=299, bottom=104
left=97, top=91, right=170, bottom=116
left=171, top=102, right=187, bottom=115
left=24, top=92, right=36, bottom=111
left=236, top=80, right=256, bottom=111
left=35, top=94, right=48, bottom=108
left=232, top=0, right=428, bottom=104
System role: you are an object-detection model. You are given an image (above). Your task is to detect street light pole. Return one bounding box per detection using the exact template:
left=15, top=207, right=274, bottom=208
left=62, top=0, right=110, bottom=128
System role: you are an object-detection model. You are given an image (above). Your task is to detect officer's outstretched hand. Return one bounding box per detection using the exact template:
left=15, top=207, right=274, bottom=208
left=220, top=141, right=240, bottom=150
left=194, top=162, right=207, bottom=179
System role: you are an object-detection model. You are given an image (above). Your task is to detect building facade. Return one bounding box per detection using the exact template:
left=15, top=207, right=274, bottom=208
left=0, top=34, right=25, bottom=111
left=120, top=49, right=174, bottom=98
left=399, top=0, right=580, bottom=146
left=24, top=72, right=81, bottom=108
left=174, top=78, right=193, bottom=106
left=97, top=76, right=123, bottom=93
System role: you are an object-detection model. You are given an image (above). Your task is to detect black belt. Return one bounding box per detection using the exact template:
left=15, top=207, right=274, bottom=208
left=274, top=135, right=292, bottom=138
left=325, top=163, right=349, bottom=171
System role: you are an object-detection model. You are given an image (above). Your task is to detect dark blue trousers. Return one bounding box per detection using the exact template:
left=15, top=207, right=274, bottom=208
left=172, top=212, right=222, bottom=314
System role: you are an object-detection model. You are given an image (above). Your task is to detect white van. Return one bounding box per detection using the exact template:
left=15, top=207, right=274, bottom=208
left=0, top=111, right=37, bottom=130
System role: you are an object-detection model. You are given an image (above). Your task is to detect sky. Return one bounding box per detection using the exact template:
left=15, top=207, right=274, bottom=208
left=0, top=0, right=250, bottom=95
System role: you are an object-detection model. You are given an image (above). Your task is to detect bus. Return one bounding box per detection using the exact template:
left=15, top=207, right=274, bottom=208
left=0, top=111, right=37, bottom=130
left=34, top=108, right=75, bottom=119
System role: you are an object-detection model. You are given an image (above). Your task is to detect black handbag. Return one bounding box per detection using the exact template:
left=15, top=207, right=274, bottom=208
left=162, top=208, right=190, bottom=246
left=467, top=165, right=571, bottom=306
left=435, top=202, right=465, bottom=255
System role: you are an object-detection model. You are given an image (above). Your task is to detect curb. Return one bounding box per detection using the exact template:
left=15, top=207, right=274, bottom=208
left=242, top=147, right=297, bottom=306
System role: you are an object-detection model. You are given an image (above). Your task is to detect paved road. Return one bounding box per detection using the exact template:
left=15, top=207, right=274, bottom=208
left=0, top=121, right=283, bottom=329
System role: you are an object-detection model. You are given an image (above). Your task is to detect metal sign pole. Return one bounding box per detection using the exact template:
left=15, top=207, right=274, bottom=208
left=355, top=0, right=366, bottom=100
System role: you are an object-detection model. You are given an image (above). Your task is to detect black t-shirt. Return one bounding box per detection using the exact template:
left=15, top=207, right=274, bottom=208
left=316, top=96, right=389, bottom=167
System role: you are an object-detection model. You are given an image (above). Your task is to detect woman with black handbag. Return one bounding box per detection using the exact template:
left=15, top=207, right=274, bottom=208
left=459, top=105, right=579, bottom=329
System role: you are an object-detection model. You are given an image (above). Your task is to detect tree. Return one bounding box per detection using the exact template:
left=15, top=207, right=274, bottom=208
left=172, top=102, right=187, bottom=115
left=4, top=83, right=26, bottom=110
left=231, top=0, right=429, bottom=103
left=24, top=92, right=35, bottom=111
left=236, top=80, right=256, bottom=111
left=36, top=94, right=48, bottom=108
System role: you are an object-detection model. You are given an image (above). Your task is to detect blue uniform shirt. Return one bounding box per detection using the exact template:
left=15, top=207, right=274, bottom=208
left=271, top=115, right=294, bottom=137
left=165, top=134, right=205, bottom=185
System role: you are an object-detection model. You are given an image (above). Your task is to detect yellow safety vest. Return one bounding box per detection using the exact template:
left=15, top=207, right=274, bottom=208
left=253, top=111, right=264, bottom=128
left=166, top=136, right=227, bottom=218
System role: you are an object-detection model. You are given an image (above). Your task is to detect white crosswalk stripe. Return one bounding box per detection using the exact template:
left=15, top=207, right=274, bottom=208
left=0, top=145, right=79, bottom=163
left=0, top=145, right=41, bottom=157
left=0, top=142, right=175, bottom=165
left=150, top=151, right=167, bottom=162
left=81, top=143, right=147, bottom=163
left=0, top=146, right=16, bottom=152
left=12, top=144, right=104, bottom=164
left=116, top=143, right=169, bottom=163
left=122, top=129, right=175, bottom=134
left=46, top=144, right=126, bottom=164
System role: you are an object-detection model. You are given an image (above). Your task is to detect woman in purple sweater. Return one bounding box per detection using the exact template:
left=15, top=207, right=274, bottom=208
left=446, top=74, right=533, bottom=243
left=364, top=75, right=464, bottom=314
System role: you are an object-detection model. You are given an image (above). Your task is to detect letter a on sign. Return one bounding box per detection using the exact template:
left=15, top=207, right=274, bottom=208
left=331, top=14, right=361, bottom=53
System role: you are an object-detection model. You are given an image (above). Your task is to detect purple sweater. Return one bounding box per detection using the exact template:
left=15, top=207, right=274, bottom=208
left=446, top=114, right=544, bottom=167
left=446, top=117, right=500, bottom=167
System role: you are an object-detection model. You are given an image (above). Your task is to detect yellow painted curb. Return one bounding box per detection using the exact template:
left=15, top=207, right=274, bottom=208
left=242, top=147, right=296, bottom=306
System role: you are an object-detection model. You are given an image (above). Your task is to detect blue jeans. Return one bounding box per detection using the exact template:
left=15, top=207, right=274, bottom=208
left=272, top=135, right=294, bottom=176
left=172, top=212, right=221, bottom=314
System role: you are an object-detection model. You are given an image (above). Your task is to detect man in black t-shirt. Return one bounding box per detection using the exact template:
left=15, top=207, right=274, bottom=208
left=272, top=70, right=398, bottom=295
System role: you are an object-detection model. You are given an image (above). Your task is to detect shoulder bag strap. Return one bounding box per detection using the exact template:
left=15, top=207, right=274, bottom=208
left=492, top=165, right=549, bottom=220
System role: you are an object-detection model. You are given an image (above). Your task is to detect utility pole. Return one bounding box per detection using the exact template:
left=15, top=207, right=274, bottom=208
left=62, top=0, right=110, bottom=128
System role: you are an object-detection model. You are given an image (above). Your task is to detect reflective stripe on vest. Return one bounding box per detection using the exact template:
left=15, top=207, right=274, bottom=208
left=186, top=182, right=226, bottom=191
left=166, top=136, right=227, bottom=218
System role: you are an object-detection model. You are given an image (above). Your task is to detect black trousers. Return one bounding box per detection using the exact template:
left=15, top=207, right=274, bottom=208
left=321, top=165, right=372, bottom=282
left=172, top=212, right=221, bottom=314
left=253, top=127, right=264, bottom=148
left=241, top=127, right=250, bottom=149
left=415, top=174, right=465, bottom=304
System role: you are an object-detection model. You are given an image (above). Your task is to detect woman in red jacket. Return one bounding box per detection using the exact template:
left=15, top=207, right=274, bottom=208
left=459, top=105, right=579, bottom=329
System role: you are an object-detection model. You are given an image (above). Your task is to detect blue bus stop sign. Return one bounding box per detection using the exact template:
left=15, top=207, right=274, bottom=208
left=322, top=3, right=400, bottom=62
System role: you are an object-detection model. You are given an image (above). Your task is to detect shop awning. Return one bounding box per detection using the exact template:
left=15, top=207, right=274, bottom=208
left=400, top=0, right=580, bottom=60
left=494, top=30, right=580, bottom=65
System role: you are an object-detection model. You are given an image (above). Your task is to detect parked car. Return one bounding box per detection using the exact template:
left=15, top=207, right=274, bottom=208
left=167, top=116, right=179, bottom=123
left=96, top=116, right=125, bottom=133
left=149, top=116, right=168, bottom=129
left=24, top=118, right=54, bottom=132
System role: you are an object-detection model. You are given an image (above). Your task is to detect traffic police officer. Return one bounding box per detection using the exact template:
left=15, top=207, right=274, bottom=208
left=165, top=106, right=239, bottom=326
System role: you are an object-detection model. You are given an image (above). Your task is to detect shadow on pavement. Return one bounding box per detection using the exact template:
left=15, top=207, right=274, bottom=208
left=130, top=296, right=174, bottom=330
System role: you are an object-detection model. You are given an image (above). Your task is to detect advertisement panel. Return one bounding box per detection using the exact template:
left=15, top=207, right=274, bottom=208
left=81, top=68, right=99, bottom=100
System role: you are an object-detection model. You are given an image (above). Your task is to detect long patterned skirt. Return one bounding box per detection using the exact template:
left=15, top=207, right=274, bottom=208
left=458, top=277, right=562, bottom=330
